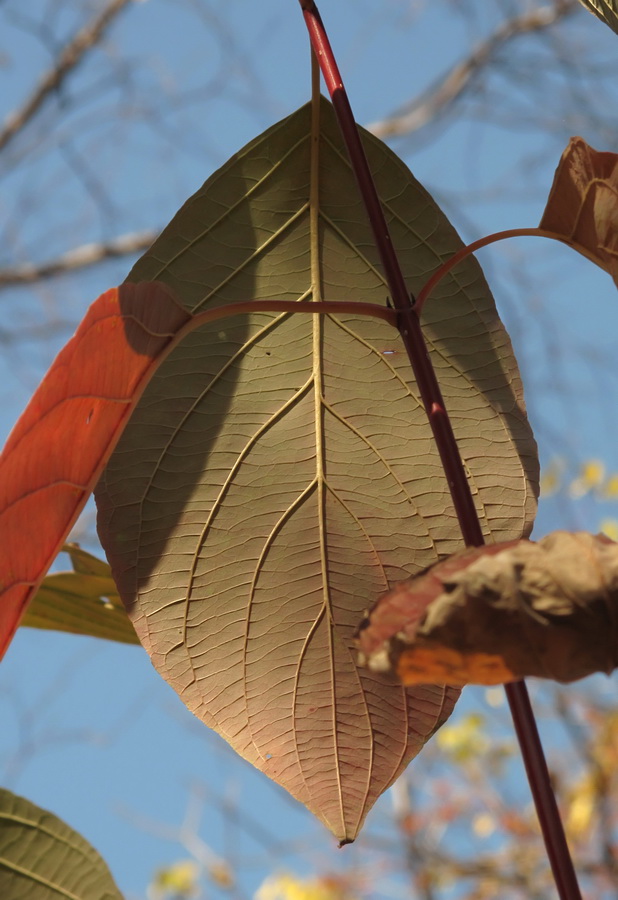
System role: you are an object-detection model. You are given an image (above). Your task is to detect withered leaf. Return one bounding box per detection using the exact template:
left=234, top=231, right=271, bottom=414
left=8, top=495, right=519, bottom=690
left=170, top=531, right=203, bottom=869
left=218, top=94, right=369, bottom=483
left=357, top=531, right=618, bottom=686
left=540, top=137, right=618, bottom=285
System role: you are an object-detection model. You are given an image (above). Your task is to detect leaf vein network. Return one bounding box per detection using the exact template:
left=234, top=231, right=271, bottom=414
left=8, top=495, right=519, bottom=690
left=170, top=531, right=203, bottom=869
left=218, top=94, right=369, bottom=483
left=148, top=134, right=311, bottom=283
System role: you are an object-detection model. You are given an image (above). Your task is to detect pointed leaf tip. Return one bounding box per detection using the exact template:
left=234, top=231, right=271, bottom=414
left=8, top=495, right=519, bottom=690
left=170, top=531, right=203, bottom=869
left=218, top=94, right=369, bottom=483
left=577, top=0, right=618, bottom=35
left=96, top=100, right=536, bottom=841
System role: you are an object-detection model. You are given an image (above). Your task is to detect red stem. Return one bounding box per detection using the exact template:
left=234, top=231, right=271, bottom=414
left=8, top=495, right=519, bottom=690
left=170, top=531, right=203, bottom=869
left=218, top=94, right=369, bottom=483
left=505, top=682, right=583, bottom=899
left=300, top=0, right=481, bottom=548
left=415, top=228, right=561, bottom=314
left=191, top=299, right=397, bottom=328
left=298, top=3, right=582, bottom=898
left=414, top=226, right=599, bottom=315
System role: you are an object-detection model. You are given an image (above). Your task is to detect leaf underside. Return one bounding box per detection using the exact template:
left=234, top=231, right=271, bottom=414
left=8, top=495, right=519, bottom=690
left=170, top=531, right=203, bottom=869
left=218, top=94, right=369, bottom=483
left=95, top=98, right=538, bottom=841
left=0, top=788, right=123, bottom=900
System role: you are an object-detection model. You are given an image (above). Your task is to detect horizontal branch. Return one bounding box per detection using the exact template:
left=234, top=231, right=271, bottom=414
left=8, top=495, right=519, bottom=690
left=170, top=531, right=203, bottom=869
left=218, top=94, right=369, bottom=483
left=0, top=231, right=158, bottom=288
left=367, top=0, right=580, bottom=139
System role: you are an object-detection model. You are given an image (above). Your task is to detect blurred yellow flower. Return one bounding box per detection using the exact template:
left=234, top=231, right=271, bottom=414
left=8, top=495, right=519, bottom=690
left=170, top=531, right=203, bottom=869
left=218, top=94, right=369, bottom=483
left=436, top=713, right=488, bottom=762
left=151, top=860, right=200, bottom=899
left=566, top=774, right=595, bottom=838
left=599, top=518, right=618, bottom=541
left=600, top=473, right=618, bottom=498
left=472, top=812, right=496, bottom=838
left=569, top=459, right=605, bottom=498
left=255, top=873, right=357, bottom=900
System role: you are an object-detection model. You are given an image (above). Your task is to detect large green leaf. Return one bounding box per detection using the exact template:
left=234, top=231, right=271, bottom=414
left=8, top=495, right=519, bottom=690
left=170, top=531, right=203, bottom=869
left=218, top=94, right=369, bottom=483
left=0, top=788, right=123, bottom=900
left=95, top=97, right=538, bottom=841
left=578, top=0, right=618, bottom=34
left=22, top=546, right=139, bottom=645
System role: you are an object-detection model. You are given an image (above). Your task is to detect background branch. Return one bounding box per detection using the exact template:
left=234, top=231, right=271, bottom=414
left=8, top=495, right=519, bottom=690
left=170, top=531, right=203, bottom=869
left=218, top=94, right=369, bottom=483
left=0, top=230, right=158, bottom=288
left=367, top=0, right=580, bottom=139
left=0, top=0, right=133, bottom=153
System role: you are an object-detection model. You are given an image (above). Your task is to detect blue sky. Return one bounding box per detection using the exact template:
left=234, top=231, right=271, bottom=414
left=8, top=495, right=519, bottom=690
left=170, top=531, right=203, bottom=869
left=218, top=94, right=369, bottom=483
left=1, top=2, right=618, bottom=898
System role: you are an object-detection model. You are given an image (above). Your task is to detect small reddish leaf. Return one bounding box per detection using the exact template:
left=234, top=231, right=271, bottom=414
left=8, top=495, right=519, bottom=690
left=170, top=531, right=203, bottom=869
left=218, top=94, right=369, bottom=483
left=540, top=137, right=618, bottom=284
left=0, top=282, right=190, bottom=658
left=357, top=532, right=618, bottom=686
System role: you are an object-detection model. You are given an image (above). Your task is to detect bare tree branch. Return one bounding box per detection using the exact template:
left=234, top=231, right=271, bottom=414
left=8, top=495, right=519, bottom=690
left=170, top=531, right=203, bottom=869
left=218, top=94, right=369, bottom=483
left=0, top=230, right=158, bottom=288
left=367, top=0, right=580, bottom=139
left=0, top=0, right=134, bottom=154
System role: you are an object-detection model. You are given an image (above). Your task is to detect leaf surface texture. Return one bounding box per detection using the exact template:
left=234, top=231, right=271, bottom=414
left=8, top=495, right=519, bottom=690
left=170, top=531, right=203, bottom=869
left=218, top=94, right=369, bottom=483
left=0, top=788, right=123, bottom=900
left=0, top=284, right=189, bottom=659
left=96, top=98, right=538, bottom=841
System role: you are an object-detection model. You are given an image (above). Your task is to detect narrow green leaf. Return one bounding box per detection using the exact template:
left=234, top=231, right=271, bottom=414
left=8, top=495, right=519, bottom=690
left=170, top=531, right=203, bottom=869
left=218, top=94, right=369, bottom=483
left=96, top=98, right=538, bottom=841
left=65, top=544, right=114, bottom=578
left=0, top=788, right=123, bottom=900
left=578, top=0, right=618, bottom=33
left=22, top=546, right=139, bottom=645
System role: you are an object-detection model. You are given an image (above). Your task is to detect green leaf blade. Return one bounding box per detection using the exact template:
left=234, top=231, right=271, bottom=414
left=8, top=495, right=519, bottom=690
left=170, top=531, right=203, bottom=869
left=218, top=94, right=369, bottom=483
left=96, top=98, right=537, bottom=841
left=0, top=789, right=123, bottom=900
left=22, top=547, right=139, bottom=645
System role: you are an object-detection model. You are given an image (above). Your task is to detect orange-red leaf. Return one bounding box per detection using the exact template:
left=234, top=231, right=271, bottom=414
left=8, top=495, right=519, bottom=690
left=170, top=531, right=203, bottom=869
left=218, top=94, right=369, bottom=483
left=540, top=137, right=618, bottom=284
left=0, top=282, right=190, bottom=658
left=357, top=531, right=618, bottom=686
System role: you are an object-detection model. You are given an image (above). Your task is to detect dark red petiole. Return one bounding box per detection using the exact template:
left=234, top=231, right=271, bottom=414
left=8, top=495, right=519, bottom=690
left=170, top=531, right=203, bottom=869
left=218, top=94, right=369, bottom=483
left=300, top=0, right=482, bottom=549
left=298, top=2, right=582, bottom=898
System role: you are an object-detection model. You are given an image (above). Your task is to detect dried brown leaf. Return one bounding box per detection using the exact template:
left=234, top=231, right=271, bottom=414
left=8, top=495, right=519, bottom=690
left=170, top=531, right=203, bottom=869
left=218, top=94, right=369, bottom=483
left=358, top=532, right=618, bottom=685
left=540, top=137, right=618, bottom=284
